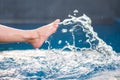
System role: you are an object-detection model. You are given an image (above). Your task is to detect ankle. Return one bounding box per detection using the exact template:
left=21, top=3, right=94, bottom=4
left=23, top=30, right=38, bottom=42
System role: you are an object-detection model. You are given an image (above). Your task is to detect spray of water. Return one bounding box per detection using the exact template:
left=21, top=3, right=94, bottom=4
left=54, top=10, right=117, bottom=60
left=0, top=10, right=120, bottom=80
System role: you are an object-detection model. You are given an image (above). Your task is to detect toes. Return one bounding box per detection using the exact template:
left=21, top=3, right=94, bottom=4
left=48, top=19, right=60, bottom=29
left=54, top=19, right=60, bottom=25
left=53, top=19, right=60, bottom=28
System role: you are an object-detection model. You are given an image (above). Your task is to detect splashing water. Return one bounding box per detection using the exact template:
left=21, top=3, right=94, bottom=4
left=0, top=10, right=120, bottom=80
left=59, top=12, right=116, bottom=57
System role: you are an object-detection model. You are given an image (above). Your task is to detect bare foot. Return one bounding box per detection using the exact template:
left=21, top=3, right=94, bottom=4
left=26, top=19, right=60, bottom=48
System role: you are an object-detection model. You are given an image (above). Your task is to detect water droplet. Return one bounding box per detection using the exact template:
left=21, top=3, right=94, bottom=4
left=62, top=29, right=68, bottom=33
left=58, top=40, right=62, bottom=44
left=73, top=9, right=78, bottom=16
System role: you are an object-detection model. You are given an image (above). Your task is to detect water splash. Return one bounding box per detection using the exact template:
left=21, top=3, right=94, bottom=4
left=0, top=10, right=120, bottom=80
left=59, top=10, right=116, bottom=56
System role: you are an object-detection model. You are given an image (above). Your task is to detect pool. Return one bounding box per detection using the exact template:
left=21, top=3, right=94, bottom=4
left=0, top=20, right=120, bottom=52
left=0, top=14, right=120, bottom=80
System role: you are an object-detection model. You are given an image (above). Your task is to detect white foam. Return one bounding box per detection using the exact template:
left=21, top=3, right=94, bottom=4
left=0, top=49, right=120, bottom=79
left=0, top=10, right=120, bottom=79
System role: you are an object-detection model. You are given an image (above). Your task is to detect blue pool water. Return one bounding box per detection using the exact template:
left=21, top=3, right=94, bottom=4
left=0, top=14, right=120, bottom=80
left=0, top=21, right=120, bottom=52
